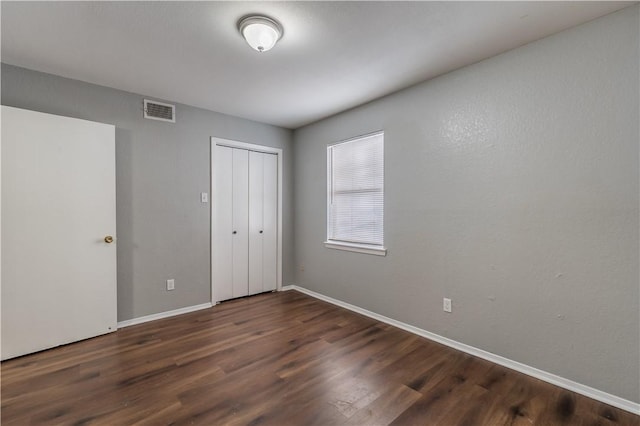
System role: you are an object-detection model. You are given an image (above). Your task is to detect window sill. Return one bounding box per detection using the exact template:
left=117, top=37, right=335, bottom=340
left=324, top=241, right=387, bottom=256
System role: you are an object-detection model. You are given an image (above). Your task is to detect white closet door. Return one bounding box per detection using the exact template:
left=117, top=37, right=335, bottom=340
left=1, top=106, right=116, bottom=360
left=248, top=151, right=264, bottom=295
left=214, top=145, right=234, bottom=301
left=212, top=142, right=279, bottom=303
left=231, top=148, right=249, bottom=298
left=262, top=153, right=278, bottom=291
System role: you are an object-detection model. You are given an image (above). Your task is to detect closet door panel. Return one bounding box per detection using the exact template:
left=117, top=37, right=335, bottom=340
left=263, top=153, right=278, bottom=291
left=248, top=151, right=264, bottom=295
left=214, top=146, right=234, bottom=301
left=232, top=148, right=249, bottom=298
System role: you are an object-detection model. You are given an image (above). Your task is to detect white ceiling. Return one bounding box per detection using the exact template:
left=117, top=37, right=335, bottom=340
left=1, top=1, right=634, bottom=129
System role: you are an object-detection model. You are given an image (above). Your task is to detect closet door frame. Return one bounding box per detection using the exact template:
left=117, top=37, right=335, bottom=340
left=210, top=137, right=283, bottom=304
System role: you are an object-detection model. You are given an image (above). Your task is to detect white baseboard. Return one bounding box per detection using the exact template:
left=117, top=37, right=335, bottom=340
left=287, top=284, right=639, bottom=415
left=117, top=302, right=213, bottom=328
left=280, top=285, right=295, bottom=291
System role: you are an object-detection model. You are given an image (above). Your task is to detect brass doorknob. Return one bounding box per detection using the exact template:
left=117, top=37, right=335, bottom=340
left=104, top=236, right=114, bottom=243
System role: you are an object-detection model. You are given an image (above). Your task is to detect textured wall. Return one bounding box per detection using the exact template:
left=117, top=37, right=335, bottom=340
left=292, top=6, right=639, bottom=402
left=1, top=64, right=294, bottom=321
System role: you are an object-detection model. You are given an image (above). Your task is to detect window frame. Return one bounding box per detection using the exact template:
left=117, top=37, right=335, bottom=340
left=325, top=131, right=387, bottom=256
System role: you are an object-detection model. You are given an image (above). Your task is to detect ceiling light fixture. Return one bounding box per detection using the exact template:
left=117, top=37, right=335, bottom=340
left=238, top=15, right=282, bottom=53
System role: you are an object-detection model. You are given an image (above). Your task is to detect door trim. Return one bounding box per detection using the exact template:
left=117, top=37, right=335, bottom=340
left=210, top=137, right=283, bottom=304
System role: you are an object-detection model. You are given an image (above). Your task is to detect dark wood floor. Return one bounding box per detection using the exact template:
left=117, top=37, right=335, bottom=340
left=2, top=290, right=637, bottom=425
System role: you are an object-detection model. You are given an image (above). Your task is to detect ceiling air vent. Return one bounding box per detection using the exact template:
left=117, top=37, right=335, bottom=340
left=143, top=99, right=175, bottom=123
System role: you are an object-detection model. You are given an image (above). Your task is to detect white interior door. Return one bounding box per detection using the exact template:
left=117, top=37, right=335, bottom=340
left=213, top=145, right=234, bottom=301
left=1, top=106, right=117, bottom=360
left=231, top=148, right=249, bottom=298
left=249, top=151, right=278, bottom=295
left=262, top=153, right=278, bottom=292
left=212, top=138, right=282, bottom=304
left=248, top=151, right=264, bottom=295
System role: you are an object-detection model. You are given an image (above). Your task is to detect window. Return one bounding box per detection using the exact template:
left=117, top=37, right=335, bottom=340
left=326, top=132, right=386, bottom=256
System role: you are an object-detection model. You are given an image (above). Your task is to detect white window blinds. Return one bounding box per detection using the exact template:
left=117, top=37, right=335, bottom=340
left=327, top=132, right=384, bottom=247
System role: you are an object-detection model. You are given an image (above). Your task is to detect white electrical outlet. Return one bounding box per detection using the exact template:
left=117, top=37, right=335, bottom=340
left=167, top=279, right=175, bottom=291
left=443, top=298, right=452, bottom=313
left=201, top=192, right=208, bottom=203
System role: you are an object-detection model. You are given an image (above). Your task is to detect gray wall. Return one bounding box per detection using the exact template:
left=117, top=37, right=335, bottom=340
left=1, top=64, right=294, bottom=322
left=293, top=6, right=639, bottom=403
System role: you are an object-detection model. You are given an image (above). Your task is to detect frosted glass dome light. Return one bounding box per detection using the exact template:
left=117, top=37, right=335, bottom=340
left=238, top=16, right=282, bottom=53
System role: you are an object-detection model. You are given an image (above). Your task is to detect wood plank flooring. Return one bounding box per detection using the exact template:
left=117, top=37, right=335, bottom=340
left=2, top=290, right=637, bottom=425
